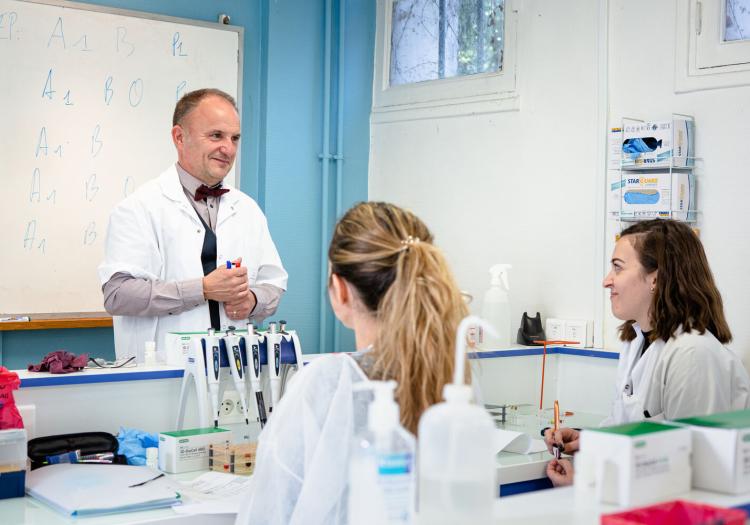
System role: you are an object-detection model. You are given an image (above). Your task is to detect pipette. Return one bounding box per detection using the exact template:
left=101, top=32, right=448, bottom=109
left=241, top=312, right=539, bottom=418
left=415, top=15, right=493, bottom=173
left=552, top=400, right=562, bottom=459
left=266, top=322, right=282, bottom=412
left=224, top=326, right=251, bottom=425
left=205, top=328, right=222, bottom=428
left=246, top=322, right=268, bottom=428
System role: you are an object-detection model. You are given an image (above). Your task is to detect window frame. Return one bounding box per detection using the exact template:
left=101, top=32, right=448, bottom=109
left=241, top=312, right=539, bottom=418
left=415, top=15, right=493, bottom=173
left=676, top=0, right=750, bottom=92
left=371, top=0, right=519, bottom=123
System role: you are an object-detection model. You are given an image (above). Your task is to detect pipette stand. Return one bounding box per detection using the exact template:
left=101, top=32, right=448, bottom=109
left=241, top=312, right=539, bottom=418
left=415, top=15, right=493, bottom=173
left=175, top=326, right=304, bottom=430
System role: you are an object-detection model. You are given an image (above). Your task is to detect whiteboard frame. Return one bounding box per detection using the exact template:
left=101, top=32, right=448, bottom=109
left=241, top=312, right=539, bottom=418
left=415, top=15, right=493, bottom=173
left=16, top=0, right=245, bottom=186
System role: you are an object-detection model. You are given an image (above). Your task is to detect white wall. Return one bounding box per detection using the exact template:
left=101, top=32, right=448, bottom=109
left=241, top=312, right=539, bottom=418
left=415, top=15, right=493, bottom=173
left=371, top=0, right=750, bottom=364
left=604, top=0, right=750, bottom=362
left=370, top=0, right=606, bottom=344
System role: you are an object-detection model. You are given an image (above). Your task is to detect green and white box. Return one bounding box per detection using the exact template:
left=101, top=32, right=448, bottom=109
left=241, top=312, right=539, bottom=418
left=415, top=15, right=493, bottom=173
left=581, top=421, right=691, bottom=507
left=164, top=331, right=207, bottom=366
left=158, top=427, right=232, bottom=473
left=676, top=409, right=750, bottom=494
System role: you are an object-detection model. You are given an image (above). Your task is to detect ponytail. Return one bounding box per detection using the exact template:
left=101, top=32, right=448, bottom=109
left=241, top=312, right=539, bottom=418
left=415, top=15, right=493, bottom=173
left=329, top=202, right=468, bottom=434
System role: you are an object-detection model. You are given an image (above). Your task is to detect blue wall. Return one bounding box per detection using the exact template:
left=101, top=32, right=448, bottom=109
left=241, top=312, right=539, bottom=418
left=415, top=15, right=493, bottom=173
left=0, top=0, right=374, bottom=369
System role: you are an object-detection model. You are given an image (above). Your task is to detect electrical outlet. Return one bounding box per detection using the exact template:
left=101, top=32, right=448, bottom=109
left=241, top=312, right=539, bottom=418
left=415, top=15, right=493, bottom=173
left=219, top=390, right=244, bottom=424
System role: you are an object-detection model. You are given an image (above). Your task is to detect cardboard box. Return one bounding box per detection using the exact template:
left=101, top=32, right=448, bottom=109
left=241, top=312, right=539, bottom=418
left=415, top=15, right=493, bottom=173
left=611, top=171, right=695, bottom=221
left=580, top=421, right=691, bottom=507
left=676, top=410, right=750, bottom=494
left=158, top=427, right=232, bottom=473
left=621, top=119, right=694, bottom=168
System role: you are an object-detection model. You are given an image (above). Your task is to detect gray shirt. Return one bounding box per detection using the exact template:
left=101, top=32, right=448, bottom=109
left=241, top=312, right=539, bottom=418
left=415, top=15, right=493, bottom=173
left=102, top=164, right=283, bottom=320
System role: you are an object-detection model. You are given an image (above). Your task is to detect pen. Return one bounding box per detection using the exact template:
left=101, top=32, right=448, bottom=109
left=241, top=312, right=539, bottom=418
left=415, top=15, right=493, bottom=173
left=128, top=472, right=165, bottom=488
left=552, top=400, right=562, bottom=459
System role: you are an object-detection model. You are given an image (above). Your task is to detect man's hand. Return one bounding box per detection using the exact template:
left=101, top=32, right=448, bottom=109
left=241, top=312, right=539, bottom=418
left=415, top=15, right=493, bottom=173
left=203, top=259, right=249, bottom=303
left=543, top=427, right=580, bottom=456
left=224, top=292, right=256, bottom=321
left=546, top=458, right=574, bottom=487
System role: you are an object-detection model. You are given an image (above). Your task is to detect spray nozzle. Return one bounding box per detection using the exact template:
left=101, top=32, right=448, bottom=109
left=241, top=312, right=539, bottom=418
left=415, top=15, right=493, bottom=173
left=489, top=263, right=512, bottom=290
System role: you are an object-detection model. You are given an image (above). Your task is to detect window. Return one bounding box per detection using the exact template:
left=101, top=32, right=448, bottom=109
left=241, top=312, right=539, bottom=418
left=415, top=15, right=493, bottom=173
left=389, top=0, right=505, bottom=86
left=676, top=0, right=750, bottom=92
left=725, top=0, right=750, bottom=41
left=372, top=0, right=518, bottom=122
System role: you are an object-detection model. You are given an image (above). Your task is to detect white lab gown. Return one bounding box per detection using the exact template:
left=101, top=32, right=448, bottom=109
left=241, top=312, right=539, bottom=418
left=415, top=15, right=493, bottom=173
left=98, top=165, right=288, bottom=359
left=235, top=353, right=369, bottom=525
left=601, top=325, right=750, bottom=426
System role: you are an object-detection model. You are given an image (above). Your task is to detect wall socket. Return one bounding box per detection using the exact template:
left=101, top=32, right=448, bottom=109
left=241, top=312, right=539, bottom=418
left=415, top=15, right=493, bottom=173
left=545, top=318, right=593, bottom=348
left=219, top=390, right=247, bottom=424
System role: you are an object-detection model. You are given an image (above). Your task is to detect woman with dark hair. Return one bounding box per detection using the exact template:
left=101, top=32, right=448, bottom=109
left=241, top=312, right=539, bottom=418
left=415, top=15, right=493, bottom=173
left=545, top=219, right=750, bottom=486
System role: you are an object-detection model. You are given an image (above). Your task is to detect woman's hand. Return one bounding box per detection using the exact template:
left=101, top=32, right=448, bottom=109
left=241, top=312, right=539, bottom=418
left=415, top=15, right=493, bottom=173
left=543, top=427, right=580, bottom=455
left=546, top=458, right=575, bottom=487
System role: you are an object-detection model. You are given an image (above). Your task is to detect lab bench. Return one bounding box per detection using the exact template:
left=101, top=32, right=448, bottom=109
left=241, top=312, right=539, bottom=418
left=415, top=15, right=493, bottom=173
left=2, top=347, right=624, bottom=523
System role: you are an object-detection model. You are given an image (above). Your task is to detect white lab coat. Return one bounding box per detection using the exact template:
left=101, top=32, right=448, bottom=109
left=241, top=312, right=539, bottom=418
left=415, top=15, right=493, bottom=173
left=601, top=325, right=750, bottom=426
left=98, top=165, right=288, bottom=359
left=235, top=353, right=369, bottom=525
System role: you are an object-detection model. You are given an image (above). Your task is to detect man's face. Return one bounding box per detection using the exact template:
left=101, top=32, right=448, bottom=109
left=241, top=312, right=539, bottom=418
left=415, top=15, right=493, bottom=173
left=172, top=95, right=241, bottom=186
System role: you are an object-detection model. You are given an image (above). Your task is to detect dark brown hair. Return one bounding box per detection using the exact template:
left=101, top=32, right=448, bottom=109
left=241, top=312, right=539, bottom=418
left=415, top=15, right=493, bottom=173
left=172, top=88, right=237, bottom=126
left=618, top=219, right=731, bottom=344
left=328, top=202, right=468, bottom=434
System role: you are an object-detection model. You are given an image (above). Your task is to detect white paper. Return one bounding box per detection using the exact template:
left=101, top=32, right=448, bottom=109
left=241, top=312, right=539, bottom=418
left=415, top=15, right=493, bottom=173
left=171, top=471, right=253, bottom=515
left=494, top=429, right=548, bottom=455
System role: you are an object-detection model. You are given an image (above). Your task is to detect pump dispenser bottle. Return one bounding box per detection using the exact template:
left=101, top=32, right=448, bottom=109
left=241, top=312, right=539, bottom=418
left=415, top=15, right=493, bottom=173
left=480, top=263, right=512, bottom=349
left=348, top=380, right=416, bottom=525
left=418, top=316, right=497, bottom=525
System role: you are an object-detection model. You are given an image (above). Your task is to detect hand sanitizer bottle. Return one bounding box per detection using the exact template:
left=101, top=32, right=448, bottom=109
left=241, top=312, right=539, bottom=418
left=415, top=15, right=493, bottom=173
left=480, top=264, right=512, bottom=349
left=348, top=380, right=415, bottom=525
left=418, top=316, right=497, bottom=525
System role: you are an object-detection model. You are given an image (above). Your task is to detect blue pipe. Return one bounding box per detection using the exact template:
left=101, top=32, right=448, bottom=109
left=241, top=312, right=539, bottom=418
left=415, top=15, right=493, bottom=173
left=318, top=0, right=333, bottom=355
left=332, top=0, right=346, bottom=354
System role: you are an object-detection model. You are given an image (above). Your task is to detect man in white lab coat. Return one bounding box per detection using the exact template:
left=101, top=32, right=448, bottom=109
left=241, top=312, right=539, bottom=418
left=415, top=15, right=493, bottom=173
left=98, top=89, right=287, bottom=360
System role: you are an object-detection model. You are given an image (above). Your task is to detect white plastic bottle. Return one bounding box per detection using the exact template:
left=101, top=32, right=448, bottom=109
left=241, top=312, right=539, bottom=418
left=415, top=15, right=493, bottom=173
left=480, top=264, right=512, bottom=349
left=348, top=381, right=416, bottom=525
left=418, top=316, right=497, bottom=525
left=144, top=341, right=157, bottom=367
left=146, top=447, right=159, bottom=469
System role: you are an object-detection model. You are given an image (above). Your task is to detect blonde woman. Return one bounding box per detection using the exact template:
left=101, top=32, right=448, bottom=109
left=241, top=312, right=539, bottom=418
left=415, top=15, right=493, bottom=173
left=235, top=202, right=469, bottom=525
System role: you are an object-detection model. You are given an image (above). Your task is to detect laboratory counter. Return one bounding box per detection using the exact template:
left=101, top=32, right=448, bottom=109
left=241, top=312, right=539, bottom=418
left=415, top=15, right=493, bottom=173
left=5, top=482, right=750, bottom=525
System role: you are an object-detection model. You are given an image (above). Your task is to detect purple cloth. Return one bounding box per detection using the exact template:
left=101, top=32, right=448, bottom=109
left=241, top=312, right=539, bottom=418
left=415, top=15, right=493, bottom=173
left=28, top=351, right=89, bottom=374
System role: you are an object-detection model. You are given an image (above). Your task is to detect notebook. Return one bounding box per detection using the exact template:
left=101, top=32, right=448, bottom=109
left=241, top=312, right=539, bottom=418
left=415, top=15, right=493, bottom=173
left=26, top=463, right=181, bottom=517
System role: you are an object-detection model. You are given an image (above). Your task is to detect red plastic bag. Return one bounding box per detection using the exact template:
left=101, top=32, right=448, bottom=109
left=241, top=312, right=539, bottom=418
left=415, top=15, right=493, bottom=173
left=0, top=367, right=24, bottom=430
left=601, top=500, right=746, bottom=525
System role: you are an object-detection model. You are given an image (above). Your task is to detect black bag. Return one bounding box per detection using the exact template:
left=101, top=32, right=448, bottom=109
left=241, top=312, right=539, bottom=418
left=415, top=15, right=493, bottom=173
left=27, top=431, right=127, bottom=470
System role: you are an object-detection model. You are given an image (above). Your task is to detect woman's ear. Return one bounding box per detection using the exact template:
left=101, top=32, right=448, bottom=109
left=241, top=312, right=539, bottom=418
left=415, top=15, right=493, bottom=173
left=649, top=270, right=658, bottom=292
left=329, top=273, right=350, bottom=307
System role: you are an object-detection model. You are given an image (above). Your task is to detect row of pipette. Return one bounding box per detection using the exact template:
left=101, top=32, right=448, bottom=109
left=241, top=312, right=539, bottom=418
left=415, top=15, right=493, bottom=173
left=201, top=320, right=303, bottom=429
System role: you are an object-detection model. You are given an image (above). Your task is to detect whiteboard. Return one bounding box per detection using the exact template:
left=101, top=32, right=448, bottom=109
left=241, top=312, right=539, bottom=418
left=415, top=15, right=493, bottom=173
left=0, top=0, right=242, bottom=315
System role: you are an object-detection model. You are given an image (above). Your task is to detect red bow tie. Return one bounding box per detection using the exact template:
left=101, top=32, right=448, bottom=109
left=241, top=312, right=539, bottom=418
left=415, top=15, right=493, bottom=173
left=194, top=184, right=230, bottom=201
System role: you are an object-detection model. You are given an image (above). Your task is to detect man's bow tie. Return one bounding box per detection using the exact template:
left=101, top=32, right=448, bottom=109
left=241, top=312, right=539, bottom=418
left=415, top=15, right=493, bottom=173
left=194, top=184, right=230, bottom=201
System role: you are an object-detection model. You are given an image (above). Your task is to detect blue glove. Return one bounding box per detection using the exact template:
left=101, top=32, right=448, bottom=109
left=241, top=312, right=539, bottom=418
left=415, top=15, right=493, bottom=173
left=116, top=427, right=159, bottom=466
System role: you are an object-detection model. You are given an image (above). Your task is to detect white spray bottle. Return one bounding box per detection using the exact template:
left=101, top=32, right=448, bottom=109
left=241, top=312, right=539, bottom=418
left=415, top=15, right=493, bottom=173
left=349, top=380, right=415, bottom=525
left=418, top=316, right=497, bottom=525
left=480, top=264, right=512, bottom=349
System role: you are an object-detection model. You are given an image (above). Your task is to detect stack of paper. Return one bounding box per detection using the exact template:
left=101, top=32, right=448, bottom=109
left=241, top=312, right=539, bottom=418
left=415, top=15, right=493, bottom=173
left=26, top=463, right=181, bottom=517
